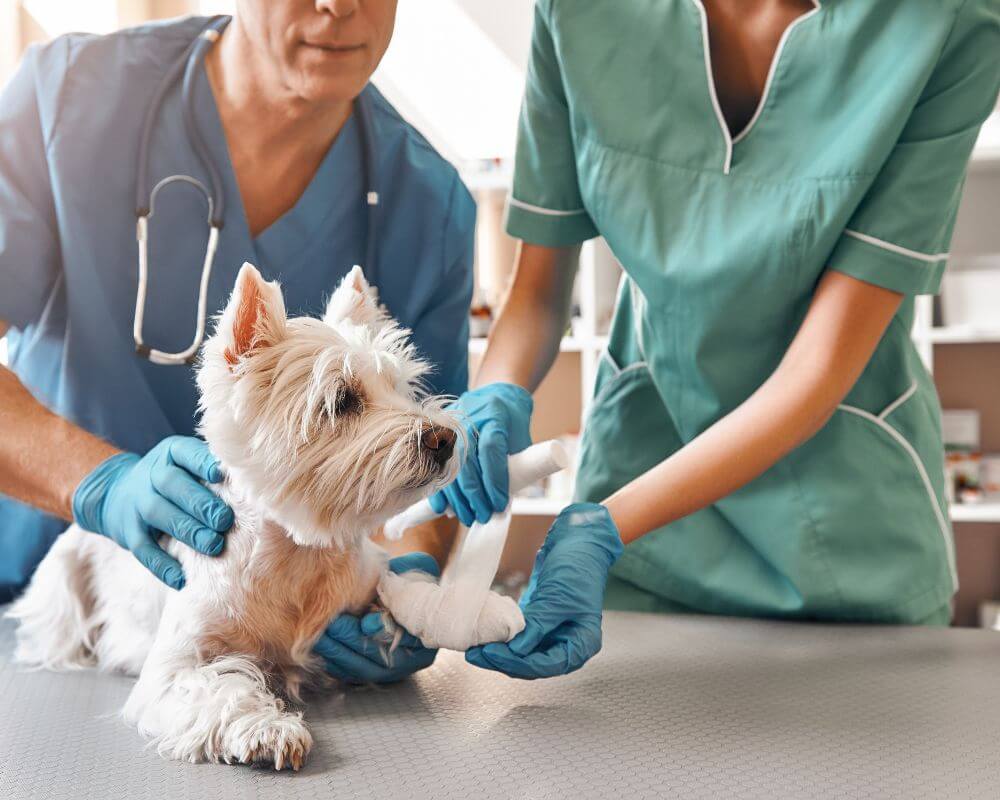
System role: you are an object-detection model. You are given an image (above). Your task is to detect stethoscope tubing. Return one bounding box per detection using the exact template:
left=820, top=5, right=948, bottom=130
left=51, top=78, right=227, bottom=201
left=133, top=15, right=379, bottom=366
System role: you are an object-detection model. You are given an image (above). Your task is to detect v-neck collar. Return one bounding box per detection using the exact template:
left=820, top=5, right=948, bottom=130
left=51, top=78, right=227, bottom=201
left=193, top=67, right=364, bottom=264
left=689, top=0, right=822, bottom=174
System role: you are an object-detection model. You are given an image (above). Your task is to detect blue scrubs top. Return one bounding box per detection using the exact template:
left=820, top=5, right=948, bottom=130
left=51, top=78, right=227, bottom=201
left=0, top=16, right=476, bottom=601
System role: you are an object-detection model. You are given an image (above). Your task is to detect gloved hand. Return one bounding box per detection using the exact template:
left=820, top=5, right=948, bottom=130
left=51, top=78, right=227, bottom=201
left=466, top=503, right=623, bottom=679
left=72, top=436, right=234, bottom=590
left=314, top=552, right=440, bottom=684
left=429, top=382, right=533, bottom=526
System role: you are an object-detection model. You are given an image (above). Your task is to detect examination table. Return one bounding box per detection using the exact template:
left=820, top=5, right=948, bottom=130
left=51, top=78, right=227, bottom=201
left=2, top=607, right=999, bottom=799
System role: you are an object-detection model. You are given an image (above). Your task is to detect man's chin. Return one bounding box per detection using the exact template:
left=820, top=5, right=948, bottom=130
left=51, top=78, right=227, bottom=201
left=293, top=71, right=368, bottom=106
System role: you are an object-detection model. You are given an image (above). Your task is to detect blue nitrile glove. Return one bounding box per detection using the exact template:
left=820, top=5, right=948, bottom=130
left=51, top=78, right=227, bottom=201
left=314, top=553, right=440, bottom=684
left=72, top=436, right=234, bottom=590
left=428, top=382, right=533, bottom=526
left=466, top=503, right=623, bottom=679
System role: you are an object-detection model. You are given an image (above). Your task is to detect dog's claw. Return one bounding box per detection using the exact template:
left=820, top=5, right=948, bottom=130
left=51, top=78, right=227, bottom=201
left=233, top=715, right=312, bottom=771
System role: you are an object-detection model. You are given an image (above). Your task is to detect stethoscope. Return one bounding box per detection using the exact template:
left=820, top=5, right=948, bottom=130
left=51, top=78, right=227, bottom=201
left=133, top=15, right=380, bottom=366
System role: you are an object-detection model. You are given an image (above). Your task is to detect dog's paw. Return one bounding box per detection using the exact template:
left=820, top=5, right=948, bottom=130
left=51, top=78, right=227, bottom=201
left=377, top=570, right=525, bottom=651
left=477, top=589, right=525, bottom=645
left=227, top=712, right=313, bottom=771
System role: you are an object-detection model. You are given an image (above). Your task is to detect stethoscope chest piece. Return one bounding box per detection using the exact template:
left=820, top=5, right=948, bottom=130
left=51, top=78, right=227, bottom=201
left=132, top=15, right=380, bottom=367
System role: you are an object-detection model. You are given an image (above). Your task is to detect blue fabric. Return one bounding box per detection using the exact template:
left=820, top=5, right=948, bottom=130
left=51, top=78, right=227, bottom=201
left=0, top=16, right=475, bottom=600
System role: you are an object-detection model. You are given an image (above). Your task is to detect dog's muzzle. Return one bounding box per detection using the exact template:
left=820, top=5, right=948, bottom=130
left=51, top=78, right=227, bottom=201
left=421, top=425, right=457, bottom=468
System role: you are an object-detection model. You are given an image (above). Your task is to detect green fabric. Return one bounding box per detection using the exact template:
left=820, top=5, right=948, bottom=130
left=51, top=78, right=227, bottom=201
left=511, top=0, right=1000, bottom=624
left=604, top=575, right=953, bottom=628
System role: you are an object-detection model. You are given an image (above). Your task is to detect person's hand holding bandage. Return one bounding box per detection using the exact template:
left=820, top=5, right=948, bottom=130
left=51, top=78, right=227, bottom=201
left=314, top=553, right=441, bottom=684
left=429, top=383, right=534, bottom=526
left=71, top=436, right=234, bottom=589
left=465, top=503, right=623, bottom=679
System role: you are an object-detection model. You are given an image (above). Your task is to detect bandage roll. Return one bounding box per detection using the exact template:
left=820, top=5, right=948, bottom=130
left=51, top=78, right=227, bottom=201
left=383, top=439, right=569, bottom=540
left=506, top=439, right=570, bottom=495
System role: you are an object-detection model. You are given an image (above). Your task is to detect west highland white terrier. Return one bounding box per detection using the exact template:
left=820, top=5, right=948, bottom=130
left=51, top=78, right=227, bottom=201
left=8, top=263, right=461, bottom=770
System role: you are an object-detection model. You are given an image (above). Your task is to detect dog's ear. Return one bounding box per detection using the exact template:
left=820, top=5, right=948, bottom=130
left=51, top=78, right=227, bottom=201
left=221, top=262, right=287, bottom=366
left=323, top=265, right=382, bottom=328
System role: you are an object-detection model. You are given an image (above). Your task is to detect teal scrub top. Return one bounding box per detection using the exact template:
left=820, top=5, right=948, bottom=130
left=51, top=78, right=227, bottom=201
left=0, top=17, right=475, bottom=601
left=506, top=0, right=1000, bottom=623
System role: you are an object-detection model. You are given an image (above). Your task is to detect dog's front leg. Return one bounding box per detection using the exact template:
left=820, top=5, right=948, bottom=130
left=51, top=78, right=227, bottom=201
left=123, top=594, right=312, bottom=770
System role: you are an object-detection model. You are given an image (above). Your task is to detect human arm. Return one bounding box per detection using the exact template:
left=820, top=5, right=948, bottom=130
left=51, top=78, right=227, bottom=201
left=606, top=0, right=999, bottom=540
left=429, top=0, right=593, bottom=524
left=468, top=0, right=998, bottom=680
left=428, top=242, right=579, bottom=524
left=475, top=241, right=579, bottom=392
left=0, top=355, right=233, bottom=587
left=467, top=271, right=903, bottom=678
left=605, top=270, right=902, bottom=542
left=0, top=341, right=117, bottom=520
left=0, top=49, right=231, bottom=588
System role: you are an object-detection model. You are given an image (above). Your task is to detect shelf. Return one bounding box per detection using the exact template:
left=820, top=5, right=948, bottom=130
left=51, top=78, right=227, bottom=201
left=950, top=503, right=1000, bottom=524
left=914, top=326, right=1000, bottom=345
left=469, top=335, right=607, bottom=355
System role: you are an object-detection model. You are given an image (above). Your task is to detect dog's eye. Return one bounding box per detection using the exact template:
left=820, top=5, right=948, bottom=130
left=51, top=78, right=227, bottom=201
left=335, top=387, right=364, bottom=416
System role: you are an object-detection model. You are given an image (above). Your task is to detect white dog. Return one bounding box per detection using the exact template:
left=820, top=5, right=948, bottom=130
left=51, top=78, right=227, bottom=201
left=7, top=263, right=461, bottom=770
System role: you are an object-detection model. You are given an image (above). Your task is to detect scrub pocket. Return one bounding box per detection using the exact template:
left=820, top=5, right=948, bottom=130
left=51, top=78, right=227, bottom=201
left=574, top=348, right=679, bottom=508
left=784, top=343, right=957, bottom=623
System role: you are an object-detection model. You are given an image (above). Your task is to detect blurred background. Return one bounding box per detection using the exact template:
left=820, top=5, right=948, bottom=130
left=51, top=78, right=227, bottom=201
left=2, top=1, right=999, bottom=626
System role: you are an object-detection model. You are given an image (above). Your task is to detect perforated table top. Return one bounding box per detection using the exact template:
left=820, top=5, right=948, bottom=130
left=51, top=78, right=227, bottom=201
left=2, top=607, right=1000, bottom=799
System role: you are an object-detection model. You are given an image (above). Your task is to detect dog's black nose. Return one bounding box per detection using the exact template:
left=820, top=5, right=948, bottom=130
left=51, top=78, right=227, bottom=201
left=421, top=425, right=456, bottom=464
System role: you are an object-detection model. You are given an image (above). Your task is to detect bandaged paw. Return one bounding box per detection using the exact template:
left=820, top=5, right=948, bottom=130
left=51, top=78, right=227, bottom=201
left=377, top=570, right=524, bottom=651
left=377, top=510, right=525, bottom=651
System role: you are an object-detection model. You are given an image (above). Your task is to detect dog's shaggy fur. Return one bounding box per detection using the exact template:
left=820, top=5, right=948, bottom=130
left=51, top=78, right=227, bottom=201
left=8, top=264, right=460, bottom=769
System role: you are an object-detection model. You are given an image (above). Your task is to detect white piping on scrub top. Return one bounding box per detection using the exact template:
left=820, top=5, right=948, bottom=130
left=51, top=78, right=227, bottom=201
left=837, top=401, right=958, bottom=592
left=843, top=229, right=950, bottom=264
left=689, top=0, right=822, bottom=173
left=507, top=197, right=588, bottom=216
left=690, top=0, right=734, bottom=175
left=731, top=0, right=822, bottom=145
left=878, top=380, right=918, bottom=421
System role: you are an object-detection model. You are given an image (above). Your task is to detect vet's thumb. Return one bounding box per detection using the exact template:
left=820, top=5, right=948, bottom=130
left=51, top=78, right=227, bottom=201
left=508, top=617, right=550, bottom=657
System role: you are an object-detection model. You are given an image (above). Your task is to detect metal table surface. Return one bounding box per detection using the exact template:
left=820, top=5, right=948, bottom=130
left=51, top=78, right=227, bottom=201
left=1, top=607, right=999, bottom=799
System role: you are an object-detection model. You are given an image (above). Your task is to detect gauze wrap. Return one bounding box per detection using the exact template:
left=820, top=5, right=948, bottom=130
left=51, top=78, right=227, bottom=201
left=378, top=441, right=567, bottom=651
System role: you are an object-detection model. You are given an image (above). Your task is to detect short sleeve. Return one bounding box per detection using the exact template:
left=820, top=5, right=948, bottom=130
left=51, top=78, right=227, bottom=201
left=0, top=44, right=63, bottom=329
left=413, top=176, right=475, bottom=399
left=504, top=1, right=598, bottom=247
left=828, top=1, right=1000, bottom=295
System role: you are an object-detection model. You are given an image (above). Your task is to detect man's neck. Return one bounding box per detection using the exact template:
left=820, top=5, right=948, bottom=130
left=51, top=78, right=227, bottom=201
left=202, top=18, right=356, bottom=236
left=205, top=19, right=353, bottom=155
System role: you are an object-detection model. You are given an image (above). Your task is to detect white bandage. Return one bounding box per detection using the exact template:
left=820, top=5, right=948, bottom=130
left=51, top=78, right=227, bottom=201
left=383, top=440, right=569, bottom=540
left=378, top=511, right=523, bottom=650
left=377, top=439, right=569, bottom=651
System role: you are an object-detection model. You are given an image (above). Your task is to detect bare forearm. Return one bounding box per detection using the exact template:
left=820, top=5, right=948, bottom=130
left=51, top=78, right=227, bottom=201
left=605, top=358, right=842, bottom=543
left=0, top=351, right=118, bottom=520
left=474, top=242, right=579, bottom=392
left=604, top=271, right=904, bottom=544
